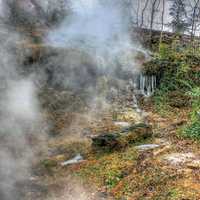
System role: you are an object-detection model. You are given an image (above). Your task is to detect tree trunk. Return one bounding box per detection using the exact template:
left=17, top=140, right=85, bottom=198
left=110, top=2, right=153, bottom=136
left=140, top=0, right=150, bottom=28
left=149, top=0, right=160, bottom=47
left=159, top=0, right=166, bottom=50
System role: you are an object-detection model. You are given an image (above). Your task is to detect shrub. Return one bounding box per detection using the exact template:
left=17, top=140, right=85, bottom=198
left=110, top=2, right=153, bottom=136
left=144, top=42, right=199, bottom=112
left=183, top=122, right=200, bottom=140
left=187, top=87, right=200, bottom=122
left=182, top=87, right=200, bottom=140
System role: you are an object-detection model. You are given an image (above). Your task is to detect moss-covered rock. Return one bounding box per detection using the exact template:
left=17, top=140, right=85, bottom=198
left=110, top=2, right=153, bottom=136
left=92, top=123, right=153, bottom=151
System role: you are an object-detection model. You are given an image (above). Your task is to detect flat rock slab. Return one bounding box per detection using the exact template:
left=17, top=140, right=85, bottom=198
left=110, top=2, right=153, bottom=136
left=163, top=153, right=196, bottom=166
left=114, top=121, right=131, bottom=128
left=135, top=144, right=160, bottom=151
left=61, top=154, right=84, bottom=166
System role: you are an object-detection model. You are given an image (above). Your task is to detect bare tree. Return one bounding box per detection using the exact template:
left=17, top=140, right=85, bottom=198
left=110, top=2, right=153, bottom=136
left=140, top=0, right=150, bottom=28
left=169, top=0, right=188, bottom=33
left=188, top=0, right=200, bottom=40
left=149, top=0, right=161, bottom=43
left=3, top=0, right=69, bottom=28
left=159, top=0, right=166, bottom=47
left=136, top=0, right=141, bottom=27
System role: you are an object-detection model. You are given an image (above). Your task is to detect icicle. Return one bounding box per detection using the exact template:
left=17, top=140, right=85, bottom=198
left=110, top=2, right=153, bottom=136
left=134, top=74, right=157, bottom=96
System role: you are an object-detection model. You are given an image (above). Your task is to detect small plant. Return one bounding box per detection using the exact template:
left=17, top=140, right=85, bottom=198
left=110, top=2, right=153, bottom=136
left=40, top=159, right=57, bottom=174
left=158, top=43, right=172, bottom=59
left=182, top=87, right=200, bottom=140
left=183, top=121, right=200, bottom=140
left=166, top=188, right=184, bottom=199
left=105, top=170, right=123, bottom=189
left=187, top=87, right=200, bottom=122
left=74, top=146, right=138, bottom=192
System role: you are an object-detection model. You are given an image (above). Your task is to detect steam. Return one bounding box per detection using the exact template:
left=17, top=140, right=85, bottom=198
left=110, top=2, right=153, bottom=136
left=49, top=0, right=129, bottom=46
left=46, top=0, right=144, bottom=80
left=5, top=79, right=40, bottom=121
left=48, top=176, right=103, bottom=200
left=0, top=0, right=147, bottom=199
left=0, top=25, right=43, bottom=200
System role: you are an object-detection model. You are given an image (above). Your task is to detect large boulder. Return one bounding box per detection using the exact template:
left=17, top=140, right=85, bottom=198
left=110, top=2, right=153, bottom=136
left=92, top=133, right=120, bottom=150
left=92, top=123, right=153, bottom=151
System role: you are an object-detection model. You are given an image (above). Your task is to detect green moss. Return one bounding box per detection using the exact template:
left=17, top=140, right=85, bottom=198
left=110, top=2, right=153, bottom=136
left=40, top=159, right=58, bottom=174
left=182, top=122, right=200, bottom=140
left=180, top=87, right=200, bottom=140
left=166, top=188, right=183, bottom=199
left=55, top=139, right=91, bottom=160
left=75, top=146, right=138, bottom=189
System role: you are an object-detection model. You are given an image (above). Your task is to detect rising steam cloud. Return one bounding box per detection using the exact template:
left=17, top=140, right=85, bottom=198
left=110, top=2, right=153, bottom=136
left=47, top=0, right=143, bottom=74
left=0, top=0, right=146, bottom=199
left=0, top=23, right=43, bottom=200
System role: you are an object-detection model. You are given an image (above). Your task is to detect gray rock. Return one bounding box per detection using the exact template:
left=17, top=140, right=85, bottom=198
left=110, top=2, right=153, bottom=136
left=61, top=154, right=84, bottom=166
left=114, top=121, right=131, bottom=128
left=163, top=153, right=196, bottom=166
left=92, top=123, right=153, bottom=151
left=135, top=144, right=160, bottom=151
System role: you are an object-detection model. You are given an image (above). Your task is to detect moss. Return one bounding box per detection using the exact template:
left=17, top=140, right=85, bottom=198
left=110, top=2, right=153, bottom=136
left=182, top=122, right=200, bottom=140
left=40, top=159, right=58, bottom=173
left=91, top=123, right=153, bottom=152
left=180, top=87, right=200, bottom=140
left=73, top=145, right=200, bottom=199
left=53, top=139, right=91, bottom=160
left=111, top=164, right=199, bottom=200
left=74, top=146, right=138, bottom=190
left=166, top=188, right=183, bottom=199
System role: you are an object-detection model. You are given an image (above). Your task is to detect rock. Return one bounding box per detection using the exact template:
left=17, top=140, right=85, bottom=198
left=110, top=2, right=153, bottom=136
left=92, top=123, right=153, bottom=151
left=121, top=123, right=153, bottom=143
left=116, top=110, right=143, bottom=124
left=121, top=123, right=152, bottom=134
left=92, top=133, right=121, bottom=150
left=163, top=153, right=196, bottom=166
left=61, top=154, right=84, bottom=166
left=187, top=160, right=200, bottom=169
left=114, top=121, right=131, bottom=128
left=135, top=144, right=160, bottom=151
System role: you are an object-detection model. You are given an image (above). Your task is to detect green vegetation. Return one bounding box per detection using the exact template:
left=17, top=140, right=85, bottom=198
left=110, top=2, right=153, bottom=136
left=75, top=146, right=138, bottom=190
left=183, top=87, right=200, bottom=139
left=74, top=145, right=199, bottom=199
left=144, top=41, right=200, bottom=139
left=40, top=159, right=58, bottom=174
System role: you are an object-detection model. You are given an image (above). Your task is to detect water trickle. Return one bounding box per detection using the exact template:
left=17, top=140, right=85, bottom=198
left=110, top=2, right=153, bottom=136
left=126, top=74, right=157, bottom=118
left=132, top=74, right=157, bottom=97
left=132, top=93, right=142, bottom=113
